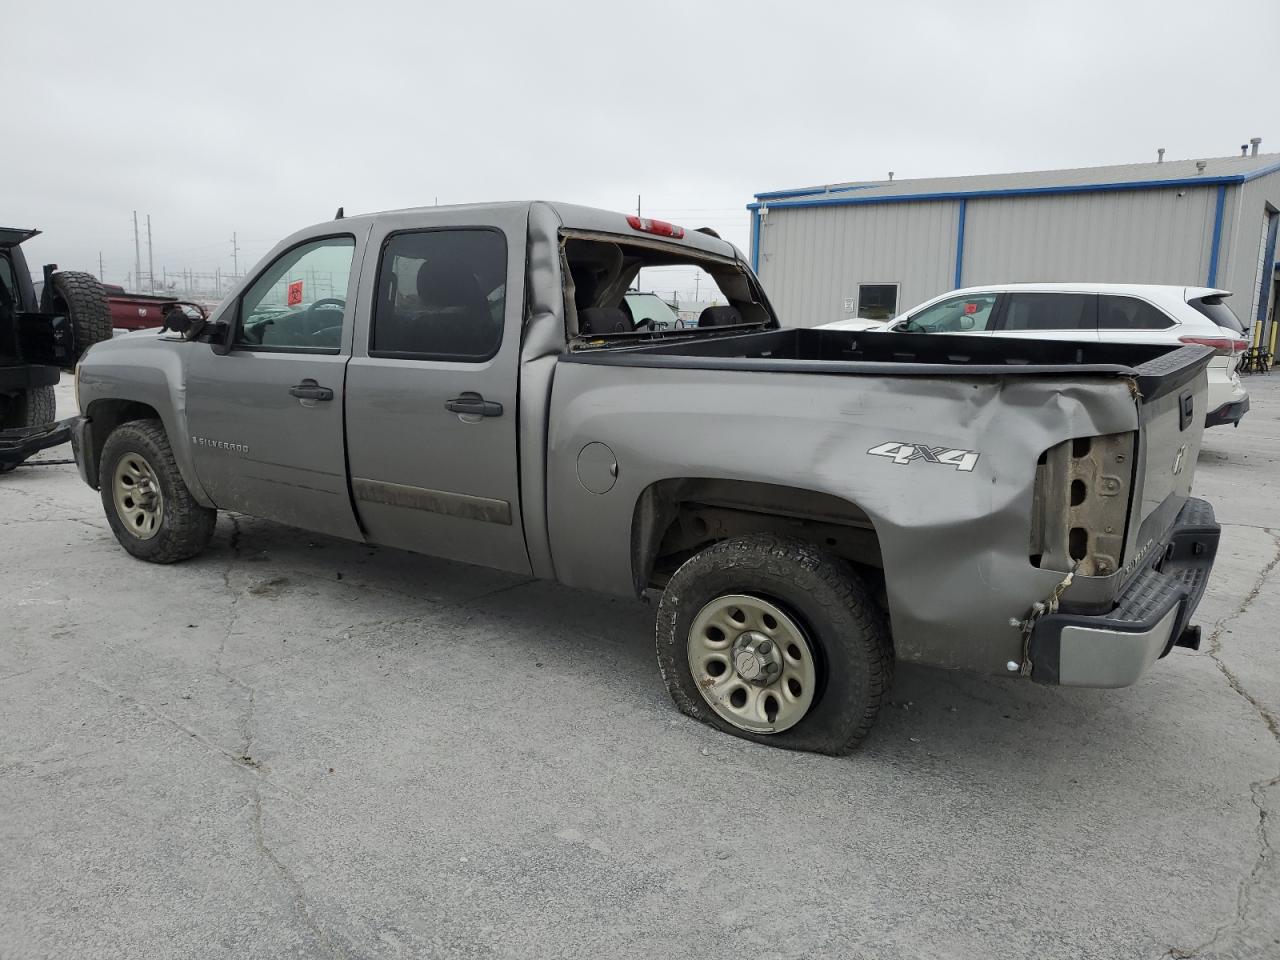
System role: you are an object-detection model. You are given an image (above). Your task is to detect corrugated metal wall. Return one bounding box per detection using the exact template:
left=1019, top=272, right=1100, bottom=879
left=1223, top=173, right=1280, bottom=336
left=961, top=187, right=1218, bottom=287
left=758, top=201, right=958, bottom=326
left=756, top=173, right=1280, bottom=327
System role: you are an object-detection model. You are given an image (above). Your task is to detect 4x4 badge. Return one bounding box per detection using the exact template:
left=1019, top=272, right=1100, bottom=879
left=867, top=441, right=980, bottom=473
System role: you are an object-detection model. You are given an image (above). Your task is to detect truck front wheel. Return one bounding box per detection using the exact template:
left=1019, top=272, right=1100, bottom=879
left=99, top=420, right=216, bottom=563
left=655, top=534, right=893, bottom=754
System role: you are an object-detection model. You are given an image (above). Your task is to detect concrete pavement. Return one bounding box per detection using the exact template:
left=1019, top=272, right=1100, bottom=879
left=1, top=377, right=1278, bottom=960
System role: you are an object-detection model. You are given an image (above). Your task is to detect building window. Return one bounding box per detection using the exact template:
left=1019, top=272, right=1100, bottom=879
left=857, top=283, right=898, bottom=320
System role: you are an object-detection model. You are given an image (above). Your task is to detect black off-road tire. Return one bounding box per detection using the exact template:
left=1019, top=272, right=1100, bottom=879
left=656, top=534, right=894, bottom=755
left=99, top=419, right=216, bottom=563
left=0, top=385, right=58, bottom=473
left=49, top=271, right=111, bottom=367
left=0, top=384, right=56, bottom=429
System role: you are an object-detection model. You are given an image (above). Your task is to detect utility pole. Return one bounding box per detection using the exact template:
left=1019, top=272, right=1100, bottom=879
left=636, top=194, right=641, bottom=217
left=98, top=252, right=105, bottom=282
left=215, top=266, right=221, bottom=297
left=146, top=214, right=155, bottom=294
left=231, top=231, right=239, bottom=277
left=694, top=273, right=701, bottom=301
left=132, top=211, right=142, bottom=294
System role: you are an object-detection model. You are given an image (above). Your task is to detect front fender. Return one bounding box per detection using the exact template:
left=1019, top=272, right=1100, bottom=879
left=76, top=334, right=213, bottom=508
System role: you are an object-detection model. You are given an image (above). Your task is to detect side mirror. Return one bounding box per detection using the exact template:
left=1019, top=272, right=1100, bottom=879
left=205, top=320, right=234, bottom=354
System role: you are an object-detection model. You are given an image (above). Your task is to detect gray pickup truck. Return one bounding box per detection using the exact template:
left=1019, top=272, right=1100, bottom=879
left=70, top=201, right=1221, bottom=753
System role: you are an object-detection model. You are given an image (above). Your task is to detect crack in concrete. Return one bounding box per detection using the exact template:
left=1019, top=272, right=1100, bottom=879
left=212, top=514, right=350, bottom=958
left=1164, top=529, right=1280, bottom=960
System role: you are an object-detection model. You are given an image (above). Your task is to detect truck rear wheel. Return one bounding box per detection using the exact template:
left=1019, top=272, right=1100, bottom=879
left=48, top=271, right=111, bottom=367
left=655, top=534, right=893, bottom=754
left=99, top=419, right=216, bottom=563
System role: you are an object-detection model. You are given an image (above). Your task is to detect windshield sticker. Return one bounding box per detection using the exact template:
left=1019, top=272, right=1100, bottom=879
left=287, top=280, right=303, bottom=306
left=867, top=441, right=979, bottom=473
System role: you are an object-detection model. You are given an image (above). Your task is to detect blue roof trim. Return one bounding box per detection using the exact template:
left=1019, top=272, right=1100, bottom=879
left=755, top=184, right=877, bottom=201
left=746, top=169, right=1280, bottom=211
left=1242, top=158, right=1280, bottom=182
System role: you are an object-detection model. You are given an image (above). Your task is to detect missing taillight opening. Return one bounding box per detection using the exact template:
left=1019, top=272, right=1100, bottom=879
left=1030, top=431, right=1136, bottom=576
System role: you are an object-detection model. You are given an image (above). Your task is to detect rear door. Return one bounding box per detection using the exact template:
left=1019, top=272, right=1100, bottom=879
left=183, top=231, right=365, bottom=540
left=991, top=291, right=1099, bottom=342
left=343, top=208, right=532, bottom=574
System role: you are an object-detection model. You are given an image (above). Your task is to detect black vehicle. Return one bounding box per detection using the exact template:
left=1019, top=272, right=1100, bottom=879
left=0, top=226, right=111, bottom=472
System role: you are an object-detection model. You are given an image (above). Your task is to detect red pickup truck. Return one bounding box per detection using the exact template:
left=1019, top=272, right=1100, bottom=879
left=103, top=285, right=209, bottom=331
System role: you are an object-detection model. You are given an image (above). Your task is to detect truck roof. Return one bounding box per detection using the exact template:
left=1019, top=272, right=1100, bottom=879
left=317, top=201, right=741, bottom=261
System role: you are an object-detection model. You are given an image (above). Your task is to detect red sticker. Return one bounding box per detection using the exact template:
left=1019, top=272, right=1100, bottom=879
left=963, top=302, right=978, bottom=314
left=287, top=280, right=303, bottom=306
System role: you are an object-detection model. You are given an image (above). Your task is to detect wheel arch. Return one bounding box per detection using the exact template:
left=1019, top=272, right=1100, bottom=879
left=630, top=477, right=885, bottom=595
left=83, top=398, right=212, bottom=506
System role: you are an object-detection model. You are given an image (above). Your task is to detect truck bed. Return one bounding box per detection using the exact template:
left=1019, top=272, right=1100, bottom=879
left=566, top=328, right=1208, bottom=400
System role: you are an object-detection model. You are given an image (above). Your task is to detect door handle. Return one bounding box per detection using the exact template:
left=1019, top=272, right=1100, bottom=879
left=289, top=379, right=334, bottom=401
left=445, top=392, right=503, bottom=418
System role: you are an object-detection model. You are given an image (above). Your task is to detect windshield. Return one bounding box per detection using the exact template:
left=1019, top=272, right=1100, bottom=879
left=1188, top=295, right=1246, bottom=335
left=623, top=292, right=679, bottom=329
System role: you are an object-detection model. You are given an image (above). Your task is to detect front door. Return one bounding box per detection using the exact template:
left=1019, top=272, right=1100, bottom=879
left=184, top=232, right=364, bottom=541
left=344, top=208, right=531, bottom=574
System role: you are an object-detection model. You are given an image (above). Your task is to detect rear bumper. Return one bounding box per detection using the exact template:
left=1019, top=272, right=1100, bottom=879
left=1028, top=498, right=1219, bottom=687
left=1205, top=396, right=1250, bottom=428
left=0, top=417, right=74, bottom=467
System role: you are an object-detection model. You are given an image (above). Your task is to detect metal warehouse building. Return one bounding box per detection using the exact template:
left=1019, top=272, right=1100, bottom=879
left=748, top=150, right=1280, bottom=351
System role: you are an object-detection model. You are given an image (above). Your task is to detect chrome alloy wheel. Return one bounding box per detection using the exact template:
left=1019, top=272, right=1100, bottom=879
left=112, top=452, right=164, bottom=540
left=687, top=594, right=818, bottom=734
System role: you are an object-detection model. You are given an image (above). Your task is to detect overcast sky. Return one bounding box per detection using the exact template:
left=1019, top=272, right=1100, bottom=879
left=8, top=0, right=1278, bottom=299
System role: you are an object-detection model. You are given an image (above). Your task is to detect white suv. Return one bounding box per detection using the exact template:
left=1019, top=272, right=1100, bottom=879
left=823, top=284, right=1250, bottom=427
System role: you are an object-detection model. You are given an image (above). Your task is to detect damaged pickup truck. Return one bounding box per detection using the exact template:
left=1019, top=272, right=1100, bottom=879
left=70, top=202, right=1221, bottom=753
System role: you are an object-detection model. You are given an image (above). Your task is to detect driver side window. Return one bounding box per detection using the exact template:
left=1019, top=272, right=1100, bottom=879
left=905, top=293, right=998, bottom=332
left=235, top=236, right=355, bottom=352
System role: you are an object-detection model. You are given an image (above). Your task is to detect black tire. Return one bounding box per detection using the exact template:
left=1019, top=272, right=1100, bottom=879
left=0, top=384, right=56, bottom=429
left=656, top=534, right=893, bottom=755
left=0, top=385, right=58, bottom=472
left=99, top=419, right=216, bottom=563
left=49, top=271, right=111, bottom=367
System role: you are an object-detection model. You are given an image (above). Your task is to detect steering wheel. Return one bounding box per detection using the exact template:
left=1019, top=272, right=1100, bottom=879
left=303, top=297, right=346, bottom=338
left=633, top=318, right=656, bottom=332
left=308, top=297, right=346, bottom=316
